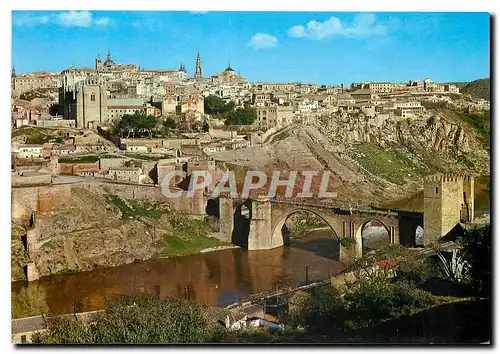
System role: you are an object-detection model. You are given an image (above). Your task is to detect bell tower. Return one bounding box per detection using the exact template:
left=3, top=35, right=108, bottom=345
left=194, top=52, right=203, bottom=80
left=95, top=54, right=103, bottom=71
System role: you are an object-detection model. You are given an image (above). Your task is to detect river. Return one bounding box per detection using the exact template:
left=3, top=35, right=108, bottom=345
left=12, top=229, right=344, bottom=318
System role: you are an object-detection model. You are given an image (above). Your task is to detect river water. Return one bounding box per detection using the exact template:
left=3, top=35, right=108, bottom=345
left=12, top=229, right=344, bottom=318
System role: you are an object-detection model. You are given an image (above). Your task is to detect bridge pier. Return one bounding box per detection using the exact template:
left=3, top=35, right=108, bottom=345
left=218, top=194, right=234, bottom=243
left=340, top=221, right=362, bottom=262
left=248, top=197, right=282, bottom=250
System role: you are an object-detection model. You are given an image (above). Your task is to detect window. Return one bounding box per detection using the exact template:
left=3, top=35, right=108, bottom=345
left=435, top=187, right=438, bottom=194
left=21, top=335, right=27, bottom=343
left=90, top=93, right=96, bottom=102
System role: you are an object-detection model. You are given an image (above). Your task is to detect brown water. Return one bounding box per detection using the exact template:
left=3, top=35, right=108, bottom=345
left=12, top=229, right=343, bottom=318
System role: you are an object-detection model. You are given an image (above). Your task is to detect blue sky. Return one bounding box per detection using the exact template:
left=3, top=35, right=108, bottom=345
left=12, top=11, right=490, bottom=84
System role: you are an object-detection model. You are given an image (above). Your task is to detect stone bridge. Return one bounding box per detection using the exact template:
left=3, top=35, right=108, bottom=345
left=213, top=196, right=423, bottom=262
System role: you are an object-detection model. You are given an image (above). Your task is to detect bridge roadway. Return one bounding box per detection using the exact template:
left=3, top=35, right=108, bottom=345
left=268, top=197, right=400, bottom=218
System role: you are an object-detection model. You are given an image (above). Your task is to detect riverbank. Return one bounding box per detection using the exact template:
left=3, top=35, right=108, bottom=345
left=200, top=245, right=240, bottom=253
left=12, top=230, right=345, bottom=319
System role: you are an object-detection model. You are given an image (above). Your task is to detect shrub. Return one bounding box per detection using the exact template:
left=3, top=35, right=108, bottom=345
left=32, top=293, right=212, bottom=344
left=290, top=286, right=346, bottom=334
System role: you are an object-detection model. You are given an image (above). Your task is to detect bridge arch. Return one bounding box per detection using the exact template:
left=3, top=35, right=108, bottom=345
left=271, top=208, right=341, bottom=258
left=355, top=218, right=391, bottom=254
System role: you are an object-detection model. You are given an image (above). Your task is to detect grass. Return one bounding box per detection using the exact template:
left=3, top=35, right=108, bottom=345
left=107, top=195, right=162, bottom=220
left=267, top=126, right=291, bottom=143
left=156, top=212, right=226, bottom=257
left=454, top=110, right=490, bottom=150
left=351, top=142, right=427, bottom=185
left=59, top=155, right=100, bottom=164
left=12, top=127, right=52, bottom=144
left=108, top=195, right=224, bottom=257
left=122, top=153, right=174, bottom=161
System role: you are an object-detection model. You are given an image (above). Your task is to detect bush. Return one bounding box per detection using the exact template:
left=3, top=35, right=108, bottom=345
left=290, top=286, right=346, bottom=334
left=463, top=226, right=491, bottom=296
left=32, top=293, right=212, bottom=344
left=344, top=277, right=437, bottom=329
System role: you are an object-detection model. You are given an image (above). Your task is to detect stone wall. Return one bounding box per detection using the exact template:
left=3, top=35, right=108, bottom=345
left=209, top=128, right=238, bottom=140
left=59, top=162, right=99, bottom=174
left=99, top=157, right=130, bottom=170
left=12, top=173, right=52, bottom=186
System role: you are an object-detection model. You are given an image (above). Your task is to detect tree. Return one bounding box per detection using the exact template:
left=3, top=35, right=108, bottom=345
left=114, top=112, right=158, bottom=138
left=463, top=226, right=491, bottom=296
left=202, top=120, right=210, bottom=132
left=32, top=293, right=212, bottom=344
left=224, top=107, right=256, bottom=125
left=162, top=117, right=177, bottom=136
left=204, top=95, right=226, bottom=115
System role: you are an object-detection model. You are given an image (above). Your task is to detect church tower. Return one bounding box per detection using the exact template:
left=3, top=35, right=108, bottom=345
left=194, top=52, right=203, bottom=80
left=95, top=54, right=103, bottom=71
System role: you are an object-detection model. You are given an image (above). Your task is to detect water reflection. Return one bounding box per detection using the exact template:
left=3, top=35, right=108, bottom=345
left=12, top=230, right=344, bottom=318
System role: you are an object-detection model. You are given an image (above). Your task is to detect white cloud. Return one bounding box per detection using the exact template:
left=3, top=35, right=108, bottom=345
left=58, top=11, right=93, bottom=27
left=247, top=33, right=278, bottom=49
left=13, top=11, right=110, bottom=28
left=287, top=13, right=388, bottom=40
left=93, top=17, right=110, bottom=26
left=12, top=13, right=50, bottom=26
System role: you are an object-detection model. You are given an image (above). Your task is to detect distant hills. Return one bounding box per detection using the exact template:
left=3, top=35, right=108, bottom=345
left=460, top=78, right=491, bottom=101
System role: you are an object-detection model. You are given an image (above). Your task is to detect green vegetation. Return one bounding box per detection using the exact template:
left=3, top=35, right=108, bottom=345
left=339, top=237, right=356, bottom=248
left=59, top=155, right=100, bottom=164
left=25, top=227, right=491, bottom=344
left=52, top=137, right=65, bottom=144
left=32, top=293, right=212, bottom=344
left=157, top=212, right=224, bottom=257
left=454, top=110, right=490, bottom=149
left=268, top=126, right=291, bottom=143
left=122, top=153, right=174, bottom=161
left=107, top=196, right=162, bottom=220
left=162, top=117, right=178, bottom=136
left=351, top=142, right=427, bottom=184
left=114, top=112, right=157, bottom=138
left=204, top=94, right=256, bottom=125
left=12, top=127, right=52, bottom=144
left=106, top=196, right=223, bottom=257
left=460, top=78, right=490, bottom=101
left=204, top=95, right=235, bottom=116
left=224, top=107, right=257, bottom=125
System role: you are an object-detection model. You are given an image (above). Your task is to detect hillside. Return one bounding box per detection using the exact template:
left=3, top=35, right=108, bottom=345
left=211, top=105, right=490, bottom=208
left=460, top=78, right=490, bottom=100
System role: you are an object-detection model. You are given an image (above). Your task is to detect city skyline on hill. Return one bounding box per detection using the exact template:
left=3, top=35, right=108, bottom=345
left=12, top=11, right=490, bottom=84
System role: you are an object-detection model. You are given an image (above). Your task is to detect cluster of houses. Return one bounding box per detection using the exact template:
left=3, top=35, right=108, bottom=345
left=14, top=48, right=482, bottom=135
left=12, top=131, right=110, bottom=160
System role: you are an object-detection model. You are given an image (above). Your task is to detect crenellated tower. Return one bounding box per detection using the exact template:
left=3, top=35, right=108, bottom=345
left=423, top=174, right=475, bottom=244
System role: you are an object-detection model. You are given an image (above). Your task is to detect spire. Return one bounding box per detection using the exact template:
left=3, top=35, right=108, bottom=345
left=11, top=66, right=16, bottom=78
left=194, top=52, right=203, bottom=80
left=106, top=49, right=111, bottom=61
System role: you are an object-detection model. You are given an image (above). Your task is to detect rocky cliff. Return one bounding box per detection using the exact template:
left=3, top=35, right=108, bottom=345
left=211, top=106, right=490, bottom=207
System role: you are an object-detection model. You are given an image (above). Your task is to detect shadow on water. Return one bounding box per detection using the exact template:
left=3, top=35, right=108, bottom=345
left=288, top=230, right=341, bottom=262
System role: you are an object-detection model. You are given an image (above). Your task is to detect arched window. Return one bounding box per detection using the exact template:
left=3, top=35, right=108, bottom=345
left=90, top=93, right=96, bottom=102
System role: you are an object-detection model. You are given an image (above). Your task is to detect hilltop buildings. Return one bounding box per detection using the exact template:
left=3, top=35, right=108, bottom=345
left=13, top=48, right=478, bottom=136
